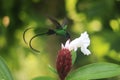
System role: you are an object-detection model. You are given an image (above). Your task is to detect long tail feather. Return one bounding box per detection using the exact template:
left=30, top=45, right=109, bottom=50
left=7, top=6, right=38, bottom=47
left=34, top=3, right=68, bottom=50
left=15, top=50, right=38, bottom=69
left=29, top=33, right=46, bottom=53
left=23, top=27, right=33, bottom=45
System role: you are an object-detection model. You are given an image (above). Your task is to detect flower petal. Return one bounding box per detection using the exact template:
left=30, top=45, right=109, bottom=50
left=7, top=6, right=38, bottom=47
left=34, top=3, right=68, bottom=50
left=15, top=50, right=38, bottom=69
left=61, top=43, right=64, bottom=49
left=79, top=31, right=90, bottom=47
left=81, top=46, right=91, bottom=55
left=69, top=38, right=80, bottom=51
left=65, top=39, right=70, bottom=48
left=69, top=31, right=91, bottom=55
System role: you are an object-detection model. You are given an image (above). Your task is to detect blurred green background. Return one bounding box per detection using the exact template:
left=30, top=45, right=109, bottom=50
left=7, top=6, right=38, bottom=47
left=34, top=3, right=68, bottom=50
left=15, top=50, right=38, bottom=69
left=0, top=0, right=120, bottom=80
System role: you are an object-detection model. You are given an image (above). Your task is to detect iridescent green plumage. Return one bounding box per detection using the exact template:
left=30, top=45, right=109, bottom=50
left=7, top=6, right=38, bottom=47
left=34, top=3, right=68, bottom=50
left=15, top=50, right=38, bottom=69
left=23, top=17, right=70, bottom=52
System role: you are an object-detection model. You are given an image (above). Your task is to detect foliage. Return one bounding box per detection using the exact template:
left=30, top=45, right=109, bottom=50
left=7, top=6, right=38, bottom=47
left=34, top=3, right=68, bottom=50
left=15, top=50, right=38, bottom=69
left=32, top=76, right=56, bottom=80
left=0, top=0, right=120, bottom=80
left=66, top=62, right=120, bottom=80
left=0, top=56, right=13, bottom=80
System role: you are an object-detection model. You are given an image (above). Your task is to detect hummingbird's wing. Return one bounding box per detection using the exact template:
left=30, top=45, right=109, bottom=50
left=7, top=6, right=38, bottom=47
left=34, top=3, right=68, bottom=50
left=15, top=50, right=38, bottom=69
left=61, top=18, right=68, bottom=28
left=61, top=18, right=71, bottom=39
left=48, top=16, right=62, bottom=29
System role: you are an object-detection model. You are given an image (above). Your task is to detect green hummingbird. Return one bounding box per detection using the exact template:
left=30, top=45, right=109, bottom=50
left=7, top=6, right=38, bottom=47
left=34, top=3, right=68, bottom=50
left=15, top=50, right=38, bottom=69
left=23, top=17, right=70, bottom=52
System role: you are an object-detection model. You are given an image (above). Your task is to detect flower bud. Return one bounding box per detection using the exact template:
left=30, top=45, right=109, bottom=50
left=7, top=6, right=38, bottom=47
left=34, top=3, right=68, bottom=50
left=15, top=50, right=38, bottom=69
left=56, top=48, right=72, bottom=80
left=56, top=31, right=91, bottom=80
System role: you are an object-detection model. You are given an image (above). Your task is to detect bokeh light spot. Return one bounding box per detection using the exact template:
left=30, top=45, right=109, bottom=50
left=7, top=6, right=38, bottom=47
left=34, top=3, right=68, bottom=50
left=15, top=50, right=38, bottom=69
left=2, top=16, right=10, bottom=27
left=110, top=19, right=119, bottom=32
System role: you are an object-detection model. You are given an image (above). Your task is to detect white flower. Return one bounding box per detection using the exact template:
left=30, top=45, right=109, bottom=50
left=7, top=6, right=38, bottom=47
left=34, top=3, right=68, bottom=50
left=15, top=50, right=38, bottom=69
left=61, top=31, right=91, bottom=55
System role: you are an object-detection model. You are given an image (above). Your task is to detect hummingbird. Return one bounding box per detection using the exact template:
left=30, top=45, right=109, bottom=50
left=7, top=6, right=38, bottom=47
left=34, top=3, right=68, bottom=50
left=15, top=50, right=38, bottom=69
left=23, top=17, right=70, bottom=53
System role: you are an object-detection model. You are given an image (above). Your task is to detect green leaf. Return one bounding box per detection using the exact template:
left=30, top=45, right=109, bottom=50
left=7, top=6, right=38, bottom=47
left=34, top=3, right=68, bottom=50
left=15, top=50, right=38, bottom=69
left=66, top=62, right=120, bottom=80
left=48, top=65, right=57, bottom=74
left=0, top=56, right=13, bottom=80
left=32, top=76, right=56, bottom=80
left=71, top=51, right=77, bottom=65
